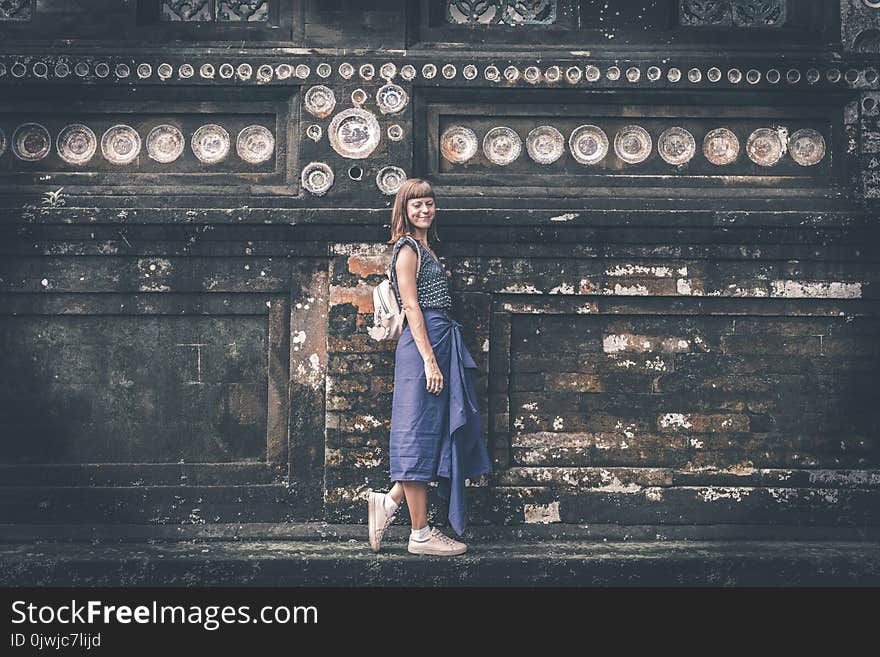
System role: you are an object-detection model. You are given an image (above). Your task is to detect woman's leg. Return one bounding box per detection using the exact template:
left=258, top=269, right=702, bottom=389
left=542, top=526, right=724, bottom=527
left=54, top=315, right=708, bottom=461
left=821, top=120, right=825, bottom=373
left=387, top=481, right=405, bottom=505
left=402, top=481, right=428, bottom=530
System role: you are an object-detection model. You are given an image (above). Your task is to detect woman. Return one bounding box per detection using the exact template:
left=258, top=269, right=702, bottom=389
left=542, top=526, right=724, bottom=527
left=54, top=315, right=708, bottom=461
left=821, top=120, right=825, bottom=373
left=368, top=178, right=492, bottom=556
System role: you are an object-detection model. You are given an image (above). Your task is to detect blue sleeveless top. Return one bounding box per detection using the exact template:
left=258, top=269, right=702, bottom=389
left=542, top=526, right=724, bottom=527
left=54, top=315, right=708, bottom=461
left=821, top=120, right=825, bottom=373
left=390, top=235, right=453, bottom=313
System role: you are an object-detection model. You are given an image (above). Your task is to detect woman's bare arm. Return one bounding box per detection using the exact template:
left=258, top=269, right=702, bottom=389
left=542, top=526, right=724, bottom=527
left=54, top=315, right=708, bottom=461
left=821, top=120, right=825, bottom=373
left=396, top=244, right=444, bottom=394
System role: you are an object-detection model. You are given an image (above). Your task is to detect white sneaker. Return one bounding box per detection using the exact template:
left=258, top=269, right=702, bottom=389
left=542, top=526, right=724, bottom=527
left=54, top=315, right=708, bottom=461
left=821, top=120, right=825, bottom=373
left=368, top=491, right=396, bottom=552
left=407, top=528, right=467, bottom=556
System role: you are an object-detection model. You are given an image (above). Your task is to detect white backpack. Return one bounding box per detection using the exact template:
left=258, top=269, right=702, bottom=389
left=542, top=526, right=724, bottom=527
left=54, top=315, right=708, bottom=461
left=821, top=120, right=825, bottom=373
left=367, top=237, right=422, bottom=341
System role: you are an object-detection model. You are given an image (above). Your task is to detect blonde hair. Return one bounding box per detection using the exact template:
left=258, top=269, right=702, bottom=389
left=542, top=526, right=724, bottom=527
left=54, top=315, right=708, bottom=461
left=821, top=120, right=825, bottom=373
left=388, top=178, right=440, bottom=244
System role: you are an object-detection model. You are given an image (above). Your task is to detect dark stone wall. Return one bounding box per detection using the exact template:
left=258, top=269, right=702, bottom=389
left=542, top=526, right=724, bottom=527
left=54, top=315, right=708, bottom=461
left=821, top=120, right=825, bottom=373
left=0, top=0, right=878, bottom=533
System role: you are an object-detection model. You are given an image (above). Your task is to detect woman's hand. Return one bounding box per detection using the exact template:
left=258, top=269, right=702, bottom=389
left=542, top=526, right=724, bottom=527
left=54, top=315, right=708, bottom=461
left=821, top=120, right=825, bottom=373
left=424, top=357, right=444, bottom=395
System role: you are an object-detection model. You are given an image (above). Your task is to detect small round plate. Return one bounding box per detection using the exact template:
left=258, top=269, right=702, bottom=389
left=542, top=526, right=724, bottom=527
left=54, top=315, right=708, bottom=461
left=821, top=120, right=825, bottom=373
left=526, top=125, right=565, bottom=165
left=301, top=162, right=334, bottom=196
left=191, top=124, right=230, bottom=164
left=569, top=125, right=608, bottom=165
left=703, top=128, right=740, bottom=165
left=440, top=125, right=478, bottom=164
left=614, top=125, right=653, bottom=164
left=376, top=165, right=406, bottom=195
left=747, top=127, right=786, bottom=167
left=304, top=85, right=336, bottom=119
left=376, top=83, right=408, bottom=115
left=482, top=126, right=522, bottom=166
left=328, top=107, right=381, bottom=159
left=146, top=124, right=184, bottom=164
left=101, top=124, right=141, bottom=165
left=657, top=126, right=696, bottom=166
left=788, top=128, right=825, bottom=166
left=56, top=123, right=97, bottom=165
left=236, top=125, right=275, bottom=164
left=13, top=123, right=52, bottom=161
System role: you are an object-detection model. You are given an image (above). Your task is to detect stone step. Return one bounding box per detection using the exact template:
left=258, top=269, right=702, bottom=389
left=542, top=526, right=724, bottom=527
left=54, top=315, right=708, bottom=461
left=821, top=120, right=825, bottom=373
left=0, top=536, right=877, bottom=586
left=0, top=462, right=281, bottom=486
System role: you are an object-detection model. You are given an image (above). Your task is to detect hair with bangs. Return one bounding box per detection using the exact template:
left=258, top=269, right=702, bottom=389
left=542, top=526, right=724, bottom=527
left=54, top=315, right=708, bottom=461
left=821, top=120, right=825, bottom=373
left=388, top=178, right=440, bottom=244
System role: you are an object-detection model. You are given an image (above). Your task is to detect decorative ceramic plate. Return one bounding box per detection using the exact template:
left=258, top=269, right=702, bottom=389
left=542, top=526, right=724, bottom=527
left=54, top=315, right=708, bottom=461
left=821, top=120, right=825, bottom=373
left=746, top=127, right=786, bottom=166
left=380, top=62, right=397, bottom=80
left=657, top=126, right=696, bottom=166
left=482, top=126, right=522, bottom=166
left=146, top=124, right=184, bottom=164
left=387, top=124, right=404, bottom=141
left=376, top=165, right=406, bottom=195
left=702, top=127, right=739, bottom=165
left=101, top=125, right=141, bottom=165
left=328, top=107, right=381, bottom=159
left=788, top=128, right=825, bottom=166
left=236, top=125, right=275, bottom=164
left=191, top=124, right=230, bottom=164
left=376, top=83, right=408, bottom=115
left=301, top=162, right=334, bottom=196
left=0, top=128, right=6, bottom=158
left=13, top=123, right=52, bottom=161
left=306, top=124, right=323, bottom=142
left=440, top=125, right=478, bottom=164
left=400, top=65, right=416, bottom=81
left=56, top=123, right=97, bottom=165
left=304, top=85, right=336, bottom=119
left=351, top=89, right=368, bottom=107
left=568, top=124, right=608, bottom=165
left=338, top=62, right=354, bottom=79
left=614, top=125, right=653, bottom=164
left=526, top=125, right=565, bottom=165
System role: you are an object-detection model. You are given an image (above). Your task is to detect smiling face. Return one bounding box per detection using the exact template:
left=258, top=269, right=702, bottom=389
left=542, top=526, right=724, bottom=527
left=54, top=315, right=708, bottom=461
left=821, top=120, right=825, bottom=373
left=406, top=196, right=436, bottom=230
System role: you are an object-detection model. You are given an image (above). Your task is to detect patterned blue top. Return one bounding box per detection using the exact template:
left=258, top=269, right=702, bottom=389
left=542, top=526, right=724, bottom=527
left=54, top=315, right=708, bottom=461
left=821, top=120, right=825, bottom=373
left=390, top=235, right=453, bottom=313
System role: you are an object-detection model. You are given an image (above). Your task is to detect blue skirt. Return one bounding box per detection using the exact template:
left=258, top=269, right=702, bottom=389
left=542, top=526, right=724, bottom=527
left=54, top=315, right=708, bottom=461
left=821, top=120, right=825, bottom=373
left=390, top=308, right=493, bottom=535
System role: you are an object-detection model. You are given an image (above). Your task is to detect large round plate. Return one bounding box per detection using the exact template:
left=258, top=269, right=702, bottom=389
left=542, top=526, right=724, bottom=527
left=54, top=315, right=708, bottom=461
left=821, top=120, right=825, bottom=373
left=191, top=124, right=230, bottom=164
left=56, top=124, right=97, bottom=165
left=703, top=128, right=739, bottom=165
left=746, top=127, right=786, bottom=167
left=788, top=128, right=825, bottom=166
left=304, top=85, right=336, bottom=119
left=657, top=126, right=695, bottom=166
left=101, top=125, right=141, bottom=165
left=376, top=83, right=408, bottom=115
left=376, top=165, right=406, bottom=195
left=13, top=123, right=52, bottom=161
left=236, top=125, right=275, bottom=164
left=301, top=162, right=334, bottom=196
left=146, top=124, right=184, bottom=164
left=614, top=125, right=652, bottom=164
left=482, top=126, right=521, bottom=166
left=440, top=125, right=478, bottom=164
left=328, top=107, right=381, bottom=159
left=526, top=125, right=565, bottom=165
left=568, top=124, right=608, bottom=165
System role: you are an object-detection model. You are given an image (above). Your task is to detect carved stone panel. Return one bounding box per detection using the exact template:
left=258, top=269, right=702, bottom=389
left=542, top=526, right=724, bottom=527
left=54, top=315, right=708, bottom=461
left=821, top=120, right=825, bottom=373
left=841, top=0, right=880, bottom=52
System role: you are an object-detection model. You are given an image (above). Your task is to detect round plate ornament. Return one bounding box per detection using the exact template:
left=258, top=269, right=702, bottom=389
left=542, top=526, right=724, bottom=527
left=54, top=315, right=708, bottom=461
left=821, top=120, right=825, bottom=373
left=191, top=124, right=230, bottom=164
left=376, top=166, right=406, bottom=195
left=236, top=125, right=275, bottom=164
left=13, top=123, right=52, bottom=161
left=614, top=125, right=653, bottom=164
left=101, top=125, right=141, bottom=165
left=301, top=162, right=334, bottom=196
left=703, top=128, right=740, bottom=165
left=746, top=127, right=786, bottom=166
left=328, top=107, right=381, bottom=159
left=482, top=126, right=522, bottom=166
left=440, top=125, right=478, bottom=164
left=657, top=126, right=696, bottom=166
left=568, top=124, right=608, bottom=165
left=788, top=128, right=825, bottom=166
left=526, top=125, right=565, bottom=165
left=306, top=124, right=323, bottom=142
left=56, top=124, right=97, bottom=165
left=376, top=83, right=408, bottom=115
left=304, top=85, right=336, bottom=119
left=146, top=124, right=184, bottom=164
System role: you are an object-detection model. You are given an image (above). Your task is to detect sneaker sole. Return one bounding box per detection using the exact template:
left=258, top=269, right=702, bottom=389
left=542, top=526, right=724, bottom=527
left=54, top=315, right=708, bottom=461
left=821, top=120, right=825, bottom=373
left=407, top=543, right=467, bottom=556
left=367, top=493, right=383, bottom=552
